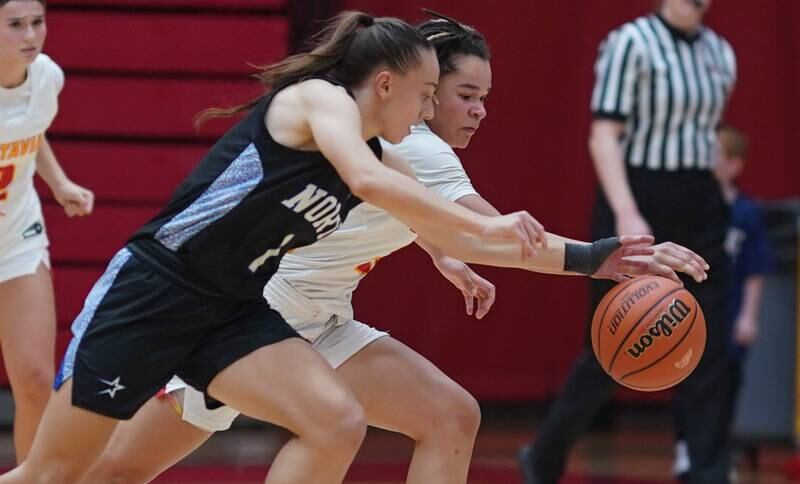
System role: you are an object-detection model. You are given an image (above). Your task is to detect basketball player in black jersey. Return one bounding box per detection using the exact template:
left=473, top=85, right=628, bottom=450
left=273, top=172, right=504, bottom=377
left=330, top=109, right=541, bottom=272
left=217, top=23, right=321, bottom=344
left=0, top=12, right=552, bottom=484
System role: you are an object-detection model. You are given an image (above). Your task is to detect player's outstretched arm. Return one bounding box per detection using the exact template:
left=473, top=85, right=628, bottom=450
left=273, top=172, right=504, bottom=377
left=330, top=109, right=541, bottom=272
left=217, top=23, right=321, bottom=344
left=300, top=81, right=545, bottom=258
left=410, top=217, right=708, bottom=284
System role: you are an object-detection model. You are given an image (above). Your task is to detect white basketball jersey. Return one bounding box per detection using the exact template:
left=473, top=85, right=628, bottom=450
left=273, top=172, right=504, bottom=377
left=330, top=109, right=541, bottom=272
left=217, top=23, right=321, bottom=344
left=268, top=122, right=477, bottom=320
left=0, top=54, right=63, bottom=257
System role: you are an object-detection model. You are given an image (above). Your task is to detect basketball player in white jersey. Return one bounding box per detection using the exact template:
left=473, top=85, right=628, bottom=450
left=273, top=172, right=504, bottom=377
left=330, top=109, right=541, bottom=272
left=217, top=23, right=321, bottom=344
left=79, top=12, right=710, bottom=484
left=0, top=0, right=93, bottom=462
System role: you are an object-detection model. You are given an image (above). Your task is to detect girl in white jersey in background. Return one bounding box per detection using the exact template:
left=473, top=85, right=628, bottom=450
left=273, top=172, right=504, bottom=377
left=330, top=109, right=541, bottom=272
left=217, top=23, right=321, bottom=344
left=80, top=11, right=710, bottom=484
left=0, top=0, right=93, bottom=462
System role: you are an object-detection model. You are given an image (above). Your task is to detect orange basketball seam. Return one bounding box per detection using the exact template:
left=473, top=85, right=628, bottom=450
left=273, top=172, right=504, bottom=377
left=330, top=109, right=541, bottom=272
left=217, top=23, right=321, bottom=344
left=618, top=298, right=699, bottom=381
left=621, top=359, right=700, bottom=392
left=594, top=276, right=650, bottom=371
left=606, top=287, right=683, bottom=375
left=592, top=280, right=634, bottom=367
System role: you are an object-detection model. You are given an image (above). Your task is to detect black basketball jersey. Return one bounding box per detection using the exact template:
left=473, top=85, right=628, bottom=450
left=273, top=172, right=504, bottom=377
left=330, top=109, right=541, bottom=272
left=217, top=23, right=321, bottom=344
left=129, top=77, right=381, bottom=300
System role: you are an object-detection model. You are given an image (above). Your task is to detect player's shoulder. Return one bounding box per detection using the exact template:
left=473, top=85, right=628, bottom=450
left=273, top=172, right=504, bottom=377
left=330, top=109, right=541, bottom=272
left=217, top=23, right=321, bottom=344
left=401, top=123, right=455, bottom=156
left=274, top=78, right=357, bottom=129
left=380, top=123, right=460, bottom=174
left=295, top=78, right=354, bottom=106
left=30, top=53, right=64, bottom=91
left=31, top=53, right=62, bottom=78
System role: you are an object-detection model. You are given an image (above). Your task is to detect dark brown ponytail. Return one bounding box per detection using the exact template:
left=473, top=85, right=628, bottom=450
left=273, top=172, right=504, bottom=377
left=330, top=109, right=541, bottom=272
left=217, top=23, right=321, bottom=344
left=196, top=10, right=430, bottom=127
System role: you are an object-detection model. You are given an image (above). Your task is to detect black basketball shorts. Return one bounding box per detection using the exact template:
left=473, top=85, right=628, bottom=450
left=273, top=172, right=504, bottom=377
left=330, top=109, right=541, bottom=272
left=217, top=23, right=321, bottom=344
left=54, top=247, right=300, bottom=419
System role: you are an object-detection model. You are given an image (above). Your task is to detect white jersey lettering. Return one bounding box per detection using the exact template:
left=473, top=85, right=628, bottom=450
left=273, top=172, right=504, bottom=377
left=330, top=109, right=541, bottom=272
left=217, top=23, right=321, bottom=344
left=282, top=184, right=343, bottom=237
left=281, top=184, right=327, bottom=212
left=249, top=234, right=295, bottom=273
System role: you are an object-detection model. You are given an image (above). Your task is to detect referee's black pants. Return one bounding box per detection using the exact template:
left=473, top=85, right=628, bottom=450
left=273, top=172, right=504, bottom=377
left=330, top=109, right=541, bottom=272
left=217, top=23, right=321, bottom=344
left=527, top=168, right=737, bottom=484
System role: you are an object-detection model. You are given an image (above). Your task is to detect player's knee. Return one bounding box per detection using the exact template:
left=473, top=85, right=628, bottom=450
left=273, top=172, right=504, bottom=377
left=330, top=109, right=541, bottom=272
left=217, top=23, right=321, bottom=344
left=11, top=364, right=53, bottom=405
left=438, top=387, right=481, bottom=439
left=85, top=456, right=152, bottom=484
left=34, top=460, right=91, bottom=484
left=100, top=472, right=151, bottom=484
left=416, top=385, right=481, bottom=442
left=90, top=471, right=144, bottom=484
left=326, top=397, right=367, bottom=451
left=309, top=395, right=367, bottom=453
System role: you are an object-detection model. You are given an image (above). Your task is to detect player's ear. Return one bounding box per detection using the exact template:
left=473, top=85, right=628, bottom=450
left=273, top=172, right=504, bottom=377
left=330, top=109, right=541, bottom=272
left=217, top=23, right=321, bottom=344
left=374, top=70, right=393, bottom=99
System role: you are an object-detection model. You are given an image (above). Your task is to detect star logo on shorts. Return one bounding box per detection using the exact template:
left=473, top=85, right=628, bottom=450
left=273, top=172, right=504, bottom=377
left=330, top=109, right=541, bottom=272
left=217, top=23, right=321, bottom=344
left=98, top=377, right=126, bottom=399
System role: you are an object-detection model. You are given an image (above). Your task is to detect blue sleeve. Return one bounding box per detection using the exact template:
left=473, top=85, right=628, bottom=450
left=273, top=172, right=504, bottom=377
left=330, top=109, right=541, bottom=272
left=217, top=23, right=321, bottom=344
left=740, top=199, right=772, bottom=277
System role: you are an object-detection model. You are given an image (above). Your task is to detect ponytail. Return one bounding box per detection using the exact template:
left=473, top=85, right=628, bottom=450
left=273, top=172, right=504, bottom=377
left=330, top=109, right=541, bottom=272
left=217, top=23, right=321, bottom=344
left=196, top=10, right=430, bottom=127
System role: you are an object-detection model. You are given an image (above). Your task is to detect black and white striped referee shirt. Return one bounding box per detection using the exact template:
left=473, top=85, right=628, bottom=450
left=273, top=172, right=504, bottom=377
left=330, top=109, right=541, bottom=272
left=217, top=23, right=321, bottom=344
left=590, top=14, right=736, bottom=171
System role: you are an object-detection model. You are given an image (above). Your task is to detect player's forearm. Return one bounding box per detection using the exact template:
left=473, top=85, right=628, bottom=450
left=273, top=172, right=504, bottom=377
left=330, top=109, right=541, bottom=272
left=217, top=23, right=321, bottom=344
left=589, top=123, right=638, bottom=217
left=417, top=193, right=555, bottom=272
left=418, top=225, right=583, bottom=275
left=415, top=236, right=445, bottom=261
left=353, top=164, right=489, bottom=237
left=456, top=193, right=501, bottom=216
left=414, top=194, right=504, bottom=260
left=35, top=137, right=72, bottom=191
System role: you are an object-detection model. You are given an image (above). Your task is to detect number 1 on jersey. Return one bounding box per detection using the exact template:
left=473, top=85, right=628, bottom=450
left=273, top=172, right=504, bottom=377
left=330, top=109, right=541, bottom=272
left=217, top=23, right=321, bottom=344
left=249, top=234, right=295, bottom=273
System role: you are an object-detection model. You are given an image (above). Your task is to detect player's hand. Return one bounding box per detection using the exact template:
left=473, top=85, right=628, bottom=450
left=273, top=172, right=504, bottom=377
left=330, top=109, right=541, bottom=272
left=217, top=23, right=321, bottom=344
left=733, top=314, right=759, bottom=346
left=481, top=211, right=546, bottom=259
left=592, top=235, right=655, bottom=282
left=648, top=242, right=709, bottom=283
left=597, top=240, right=709, bottom=284
left=433, top=255, right=496, bottom=319
left=615, top=210, right=651, bottom=237
left=53, top=180, right=94, bottom=217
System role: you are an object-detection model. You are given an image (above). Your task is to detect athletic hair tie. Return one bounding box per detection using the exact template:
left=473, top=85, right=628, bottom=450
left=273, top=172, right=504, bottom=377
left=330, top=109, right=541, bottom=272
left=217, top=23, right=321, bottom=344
left=421, top=8, right=471, bottom=33
left=426, top=32, right=453, bottom=41
left=360, top=14, right=375, bottom=27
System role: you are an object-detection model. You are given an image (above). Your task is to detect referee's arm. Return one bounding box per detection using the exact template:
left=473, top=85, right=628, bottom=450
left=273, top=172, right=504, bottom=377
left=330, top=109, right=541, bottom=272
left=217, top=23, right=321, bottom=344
left=589, top=120, right=650, bottom=236
left=588, top=26, right=650, bottom=236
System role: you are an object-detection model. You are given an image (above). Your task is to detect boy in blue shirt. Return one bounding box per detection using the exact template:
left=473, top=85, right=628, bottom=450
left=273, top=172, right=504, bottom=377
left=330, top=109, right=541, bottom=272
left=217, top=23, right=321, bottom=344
left=674, top=124, right=772, bottom=478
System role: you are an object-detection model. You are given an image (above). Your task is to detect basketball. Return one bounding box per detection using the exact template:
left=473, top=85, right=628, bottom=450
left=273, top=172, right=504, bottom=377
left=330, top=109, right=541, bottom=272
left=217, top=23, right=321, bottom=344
left=591, top=276, right=706, bottom=392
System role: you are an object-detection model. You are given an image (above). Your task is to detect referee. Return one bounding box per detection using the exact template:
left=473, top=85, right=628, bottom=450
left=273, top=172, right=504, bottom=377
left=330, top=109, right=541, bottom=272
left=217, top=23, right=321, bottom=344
left=520, top=1, right=737, bottom=483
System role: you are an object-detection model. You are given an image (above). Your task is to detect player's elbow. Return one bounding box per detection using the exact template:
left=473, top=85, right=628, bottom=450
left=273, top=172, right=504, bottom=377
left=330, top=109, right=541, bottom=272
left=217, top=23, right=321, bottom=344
left=345, top=169, right=383, bottom=202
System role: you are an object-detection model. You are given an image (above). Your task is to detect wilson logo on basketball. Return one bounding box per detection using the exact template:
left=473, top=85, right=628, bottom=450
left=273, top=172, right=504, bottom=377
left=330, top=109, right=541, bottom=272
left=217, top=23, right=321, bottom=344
left=608, top=282, right=661, bottom=335
left=626, top=299, right=691, bottom=359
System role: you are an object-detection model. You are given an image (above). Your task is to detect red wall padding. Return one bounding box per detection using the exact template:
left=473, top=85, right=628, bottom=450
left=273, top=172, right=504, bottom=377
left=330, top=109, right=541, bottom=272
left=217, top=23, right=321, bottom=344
left=48, top=0, right=286, bottom=9
left=44, top=204, right=159, bottom=263
left=50, top=78, right=259, bottom=138
left=46, top=12, right=288, bottom=74
left=39, top=141, right=206, bottom=204
left=53, top=268, right=105, bottom=326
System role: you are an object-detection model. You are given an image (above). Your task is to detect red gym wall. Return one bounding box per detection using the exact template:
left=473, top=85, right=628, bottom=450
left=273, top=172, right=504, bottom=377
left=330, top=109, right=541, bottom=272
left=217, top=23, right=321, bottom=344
left=16, top=1, right=798, bottom=401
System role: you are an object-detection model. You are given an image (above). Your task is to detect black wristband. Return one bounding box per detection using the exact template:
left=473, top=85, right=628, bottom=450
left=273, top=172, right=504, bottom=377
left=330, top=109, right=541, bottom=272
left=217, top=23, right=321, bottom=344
left=564, top=237, right=621, bottom=275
